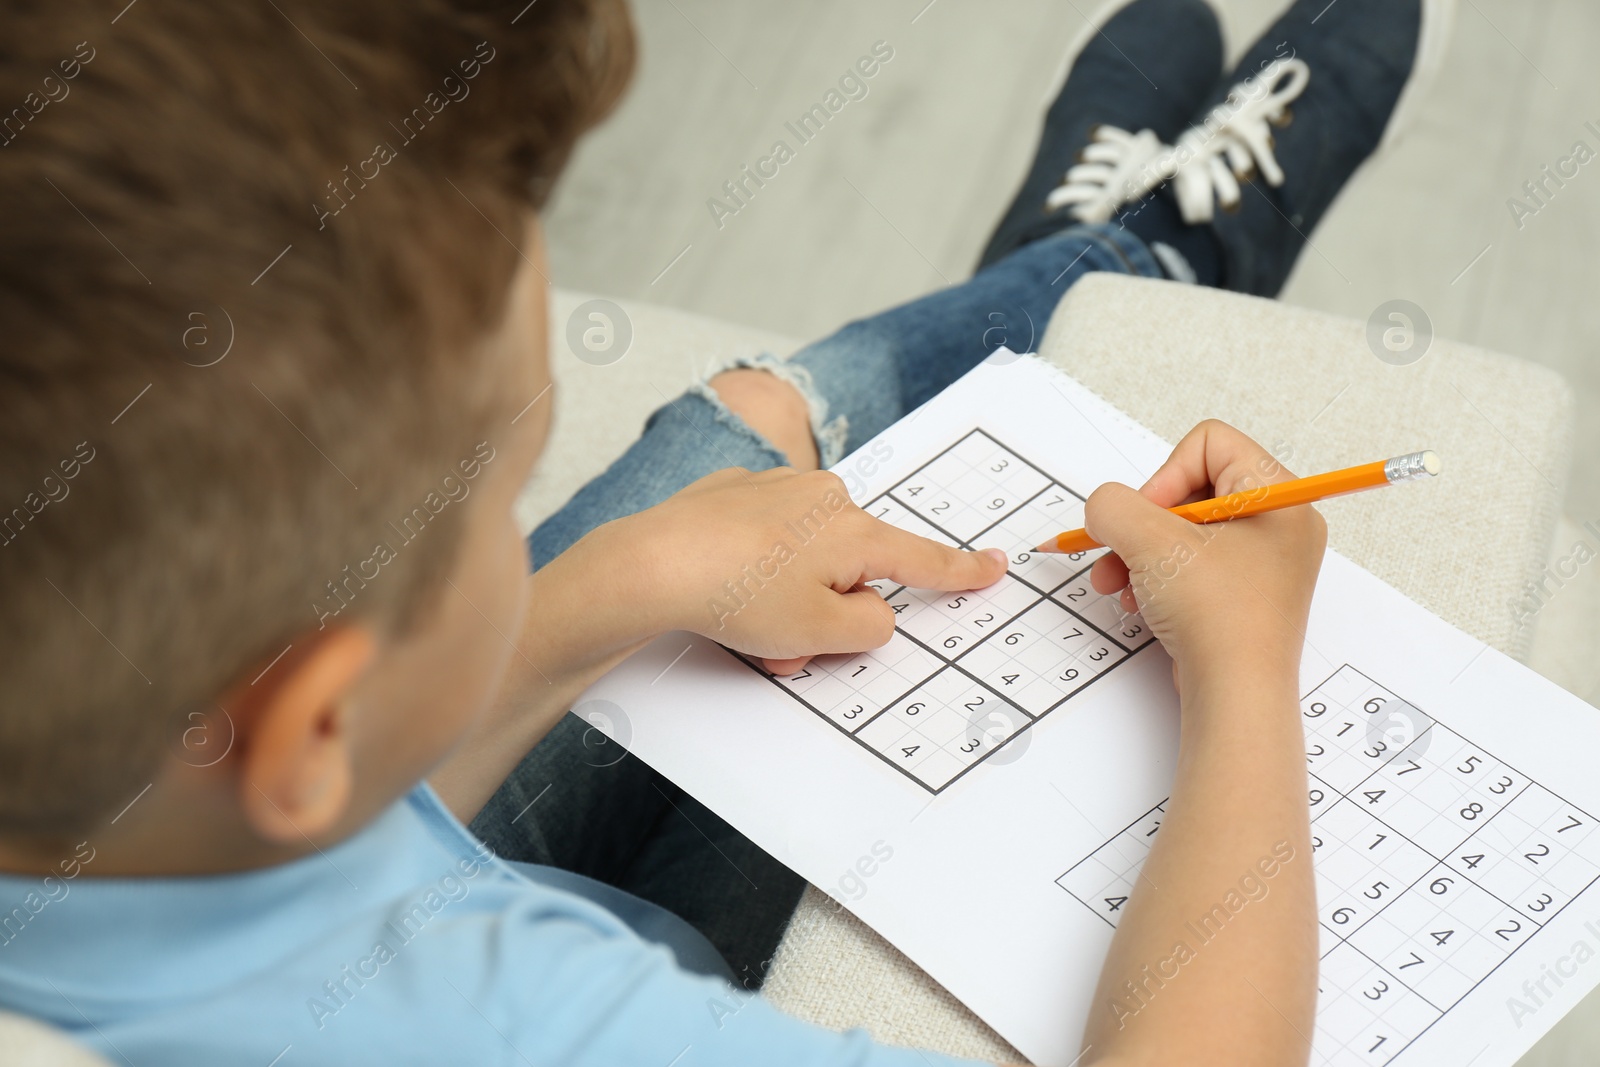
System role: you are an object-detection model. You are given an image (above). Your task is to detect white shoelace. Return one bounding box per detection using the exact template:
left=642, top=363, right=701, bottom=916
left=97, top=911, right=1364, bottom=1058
left=1045, top=57, right=1312, bottom=225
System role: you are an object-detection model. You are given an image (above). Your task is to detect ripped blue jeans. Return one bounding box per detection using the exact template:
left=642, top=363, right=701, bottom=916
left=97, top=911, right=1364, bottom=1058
left=469, top=222, right=1165, bottom=984
left=528, top=223, right=1164, bottom=565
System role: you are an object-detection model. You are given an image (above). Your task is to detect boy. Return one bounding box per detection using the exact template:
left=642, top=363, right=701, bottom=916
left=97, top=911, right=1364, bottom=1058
left=0, top=0, right=1441, bottom=1063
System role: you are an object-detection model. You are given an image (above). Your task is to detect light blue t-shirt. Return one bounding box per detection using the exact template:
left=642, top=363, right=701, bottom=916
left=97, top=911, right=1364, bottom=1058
left=0, top=785, right=987, bottom=1066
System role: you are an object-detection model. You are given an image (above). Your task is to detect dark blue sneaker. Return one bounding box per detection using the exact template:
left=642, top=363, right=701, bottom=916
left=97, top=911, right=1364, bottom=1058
left=1196, top=0, right=1454, bottom=295
left=976, top=0, right=1225, bottom=271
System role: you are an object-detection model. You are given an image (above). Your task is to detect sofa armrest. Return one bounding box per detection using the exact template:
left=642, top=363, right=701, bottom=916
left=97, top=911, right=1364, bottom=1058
left=1041, top=273, right=1573, bottom=661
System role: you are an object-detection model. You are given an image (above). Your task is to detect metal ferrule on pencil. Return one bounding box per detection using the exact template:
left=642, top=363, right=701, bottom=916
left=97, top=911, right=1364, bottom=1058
left=1382, top=450, right=1442, bottom=483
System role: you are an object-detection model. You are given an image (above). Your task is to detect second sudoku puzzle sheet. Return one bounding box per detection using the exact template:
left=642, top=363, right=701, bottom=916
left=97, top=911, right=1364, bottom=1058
left=1057, top=664, right=1600, bottom=1066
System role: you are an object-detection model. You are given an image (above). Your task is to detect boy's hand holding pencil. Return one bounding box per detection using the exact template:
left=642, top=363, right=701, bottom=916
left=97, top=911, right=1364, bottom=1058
left=1083, top=420, right=1331, bottom=683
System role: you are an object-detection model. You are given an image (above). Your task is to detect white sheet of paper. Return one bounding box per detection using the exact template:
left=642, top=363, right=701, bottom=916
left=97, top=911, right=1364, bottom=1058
left=575, top=353, right=1600, bottom=1066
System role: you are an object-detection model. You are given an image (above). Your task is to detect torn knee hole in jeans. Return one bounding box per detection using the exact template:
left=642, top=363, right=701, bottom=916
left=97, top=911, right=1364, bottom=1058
left=692, top=352, right=851, bottom=468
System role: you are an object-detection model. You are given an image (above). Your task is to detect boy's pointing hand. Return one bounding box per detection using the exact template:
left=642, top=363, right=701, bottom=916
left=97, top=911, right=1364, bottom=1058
left=625, top=467, right=1008, bottom=675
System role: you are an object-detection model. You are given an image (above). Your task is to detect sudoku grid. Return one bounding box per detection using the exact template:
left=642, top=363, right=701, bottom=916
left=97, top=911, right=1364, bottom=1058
left=1056, top=664, right=1600, bottom=1066
left=738, top=428, right=1157, bottom=793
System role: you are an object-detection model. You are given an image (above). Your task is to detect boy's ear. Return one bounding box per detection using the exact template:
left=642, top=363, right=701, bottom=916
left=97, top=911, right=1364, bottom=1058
left=236, top=627, right=377, bottom=845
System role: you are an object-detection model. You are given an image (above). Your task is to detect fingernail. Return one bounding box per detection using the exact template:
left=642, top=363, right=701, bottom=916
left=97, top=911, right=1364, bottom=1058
left=981, top=547, right=1007, bottom=567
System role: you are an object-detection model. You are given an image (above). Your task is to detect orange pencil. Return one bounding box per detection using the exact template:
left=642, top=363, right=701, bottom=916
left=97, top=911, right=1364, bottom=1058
left=1033, top=450, right=1441, bottom=555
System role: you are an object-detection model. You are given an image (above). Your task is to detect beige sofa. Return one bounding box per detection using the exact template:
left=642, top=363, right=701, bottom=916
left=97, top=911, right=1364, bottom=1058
left=8, top=276, right=1596, bottom=1065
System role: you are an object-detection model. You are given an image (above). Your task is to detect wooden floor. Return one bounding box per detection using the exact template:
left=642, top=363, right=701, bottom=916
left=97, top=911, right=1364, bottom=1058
left=545, top=0, right=1600, bottom=522
left=545, top=6, right=1600, bottom=1057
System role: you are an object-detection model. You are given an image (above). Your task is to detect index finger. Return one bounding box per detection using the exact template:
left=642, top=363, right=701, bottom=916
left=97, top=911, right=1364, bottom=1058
left=850, top=516, right=1009, bottom=592
left=1138, top=419, right=1298, bottom=507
